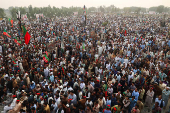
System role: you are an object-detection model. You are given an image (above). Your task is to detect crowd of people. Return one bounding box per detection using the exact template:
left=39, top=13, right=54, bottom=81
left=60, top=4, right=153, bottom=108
left=0, top=13, right=170, bottom=113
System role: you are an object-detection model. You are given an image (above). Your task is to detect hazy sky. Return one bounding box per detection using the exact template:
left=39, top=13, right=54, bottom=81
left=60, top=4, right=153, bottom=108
left=1, top=0, right=170, bottom=9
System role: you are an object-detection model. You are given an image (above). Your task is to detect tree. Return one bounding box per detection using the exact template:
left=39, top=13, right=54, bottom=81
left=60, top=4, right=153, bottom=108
left=99, top=6, right=105, bottom=12
left=0, top=8, right=5, bottom=18
left=19, top=7, right=26, bottom=15
left=164, top=7, right=169, bottom=12
left=157, top=5, right=164, bottom=13
left=28, top=5, right=34, bottom=18
left=10, top=8, right=17, bottom=20
left=136, top=8, right=141, bottom=14
left=140, top=8, right=147, bottom=13
left=124, top=7, right=131, bottom=13
left=6, top=5, right=170, bottom=19
left=88, top=7, right=97, bottom=13
left=149, top=7, right=157, bottom=11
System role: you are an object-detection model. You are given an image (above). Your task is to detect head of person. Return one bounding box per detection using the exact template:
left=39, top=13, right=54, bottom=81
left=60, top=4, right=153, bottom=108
left=150, top=87, right=153, bottom=91
left=16, top=100, right=20, bottom=104
left=112, top=94, right=115, bottom=97
left=70, top=90, right=74, bottom=96
left=86, top=104, right=91, bottom=110
left=155, top=102, right=159, bottom=107
left=43, top=102, right=48, bottom=108
left=132, top=96, right=135, bottom=100
left=106, top=105, right=111, bottom=110
left=125, top=96, right=129, bottom=100
left=158, top=95, right=162, bottom=100
left=135, top=104, right=139, bottom=109
left=132, top=82, right=135, bottom=86
left=94, top=100, right=98, bottom=105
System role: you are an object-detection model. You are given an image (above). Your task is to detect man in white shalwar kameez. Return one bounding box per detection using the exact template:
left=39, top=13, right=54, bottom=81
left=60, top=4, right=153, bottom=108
left=145, top=87, right=154, bottom=111
left=3, top=95, right=17, bottom=113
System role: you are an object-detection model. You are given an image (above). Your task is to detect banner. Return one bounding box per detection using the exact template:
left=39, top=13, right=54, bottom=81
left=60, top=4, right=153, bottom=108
left=73, top=12, right=78, bottom=15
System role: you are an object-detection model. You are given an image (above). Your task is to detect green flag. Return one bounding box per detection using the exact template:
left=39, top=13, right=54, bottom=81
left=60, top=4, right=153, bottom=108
left=83, top=42, right=85, bottom=50
left=14, top=37, right=20, bottom=46
left=45, top=54, right=49, bottom=62
left=22, top=26, right=31, bottom=45
left=3, top=30, right=11, bottom=37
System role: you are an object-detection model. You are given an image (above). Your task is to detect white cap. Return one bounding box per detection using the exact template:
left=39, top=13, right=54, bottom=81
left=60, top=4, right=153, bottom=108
left=4, top=74, right=9, bottom=78
left=7, top=93, right=12, bottom=96
left=166, top=86, right=170, bottom=89
left=59, top=86, right=63, bottom=89
left=66, top=104, right=69, bottom=107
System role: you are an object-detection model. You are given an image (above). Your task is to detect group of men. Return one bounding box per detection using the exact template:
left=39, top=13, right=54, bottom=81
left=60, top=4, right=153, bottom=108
left=0, top=13, right=170, bottom=113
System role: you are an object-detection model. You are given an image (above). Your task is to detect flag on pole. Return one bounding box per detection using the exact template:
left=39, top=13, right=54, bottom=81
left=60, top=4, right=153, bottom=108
left=43, top=54, right=49, bottom=63
left=22, top=26, right=31, bottom=45
left=83, top=5, right=85, bottom=11
left=9, top=18, right=13, bottom=27
left=45, top=51, right=49, bottom=56
left=3, top=30, right=11, bottom=37
left=14, top=37, right=21, bottom=46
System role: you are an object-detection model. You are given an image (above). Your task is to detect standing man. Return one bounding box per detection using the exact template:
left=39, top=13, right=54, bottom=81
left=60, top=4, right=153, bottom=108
left=155, top=95, right=165, bottom=109
left=132, top=88, right=139, bottom=101
left=145, top=87, right=154, bottom=112
left=122, top=96, right=130, bottom=113
left=68, top=90, right=77, bottom=104
left=162, top=87, right=170, bottom=109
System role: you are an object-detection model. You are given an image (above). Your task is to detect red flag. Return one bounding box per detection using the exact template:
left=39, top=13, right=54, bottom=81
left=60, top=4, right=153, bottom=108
left=62, top=66, right=65, bottom=74
left=22, top=26, right=31, bottom=45
left=9, top=18, right=13, bottom=27
left=45, top=51, right=49, bottom=56
left=124, top=30, right=127, bottom=36
left=14, top=38, right=20, bottom=46
left=43, top=57, right=48, bottom=63
left=11, top=19, right=13, bottom=27
left=3, top=30, right=11, bottom=37
left=24, top=32, right=31, bottom=45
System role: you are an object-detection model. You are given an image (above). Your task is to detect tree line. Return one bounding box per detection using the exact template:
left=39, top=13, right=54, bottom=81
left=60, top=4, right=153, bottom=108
left=0, top=5, right=169, bottom=20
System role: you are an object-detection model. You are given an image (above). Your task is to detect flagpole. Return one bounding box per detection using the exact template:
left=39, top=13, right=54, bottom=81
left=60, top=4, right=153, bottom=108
left=83, top=5, right=86, bottom=27
left=16, top=10, right=22, bottom=31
